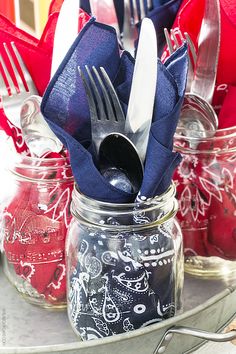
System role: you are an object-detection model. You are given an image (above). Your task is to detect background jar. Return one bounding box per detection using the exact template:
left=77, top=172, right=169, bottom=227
left=66, top=183, right=183, bottom=341
left=174, top=126, right=236, bottom=279
left=1, top=153, right=74, bottom=308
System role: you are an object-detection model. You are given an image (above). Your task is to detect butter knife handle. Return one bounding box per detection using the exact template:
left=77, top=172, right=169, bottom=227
left=51, top=0, right=81, bottom=78
left=191, top=0, right=221, bottom=104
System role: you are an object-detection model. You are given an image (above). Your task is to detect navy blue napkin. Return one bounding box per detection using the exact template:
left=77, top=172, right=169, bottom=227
left=144, top=0, right=183, bottom=55
left=69, top=224, right=177, bottom=339
left=41, top=18, right=188, bottom=203
left=113, top=0, right=183, bottom=55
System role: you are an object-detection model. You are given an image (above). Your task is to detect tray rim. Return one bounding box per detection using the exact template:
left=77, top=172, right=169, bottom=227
left=1, top=284, right=236, bottom=354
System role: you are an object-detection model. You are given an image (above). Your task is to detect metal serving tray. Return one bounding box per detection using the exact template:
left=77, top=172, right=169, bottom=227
left=0, top=266, right=236, bottom=354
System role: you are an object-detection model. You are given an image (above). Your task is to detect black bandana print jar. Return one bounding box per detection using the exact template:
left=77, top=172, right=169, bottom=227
left=66, top=183, right=183, bottom=340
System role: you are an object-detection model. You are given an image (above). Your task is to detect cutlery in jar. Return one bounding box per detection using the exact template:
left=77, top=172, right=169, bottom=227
left=79, top=65, right=143, bottom=194
left=175, top=0, right=221, bottom=144
left=125, top=17, right=157, bottom=163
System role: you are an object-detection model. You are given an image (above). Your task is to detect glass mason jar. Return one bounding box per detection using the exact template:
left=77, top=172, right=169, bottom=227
left=174, top=126, right=236, bottom=279
left=1, top=153, right=74, bottom=308
left=66, top=183, right=183, bottom=340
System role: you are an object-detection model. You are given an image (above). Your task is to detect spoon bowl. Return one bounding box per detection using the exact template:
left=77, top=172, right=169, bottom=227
left=99, top=133, right=144, bottom=194
left=20, top=95, right=63, bottom=157
left=176, top=93, right=218, bottom=148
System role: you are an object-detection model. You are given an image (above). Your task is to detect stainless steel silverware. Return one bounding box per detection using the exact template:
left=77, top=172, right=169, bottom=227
left=20, top=95, right=63, bottom=157
left=79, top=65, right=143, bottom=193
left=125, top=17, right=157, bottom=162
left=0, top=42, right=38, bottom=128
left=50, top=0, right=81, bottom=78
left=191, top=0, right=221, bottom=104
left=79, top=65, right=126, bottom=158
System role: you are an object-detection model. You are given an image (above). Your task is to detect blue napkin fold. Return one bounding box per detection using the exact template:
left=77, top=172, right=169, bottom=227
left=113, top=0, right=183, bottom=55
left=143, top=0, right=183, bottom=55
left=41, top=18, right=188, bottom=203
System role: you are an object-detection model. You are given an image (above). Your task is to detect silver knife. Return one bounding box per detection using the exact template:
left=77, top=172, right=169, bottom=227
left=50, top=0, right=81, bottom=78
left=125, top=17, right=157, bottom=163
left=190, top=0, right=221, bottom=104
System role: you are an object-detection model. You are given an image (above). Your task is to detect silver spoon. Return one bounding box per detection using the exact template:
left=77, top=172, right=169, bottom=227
left=176, top=0, right=220, bottom=147
left=99, top=133, right=144, bottom=194
left=20, top=95, right=63, bottom=157
left=176, top=93, right=218, bottom=148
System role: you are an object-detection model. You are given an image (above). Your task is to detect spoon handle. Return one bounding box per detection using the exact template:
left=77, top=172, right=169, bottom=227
left=190, top=0, right=221, bottom=104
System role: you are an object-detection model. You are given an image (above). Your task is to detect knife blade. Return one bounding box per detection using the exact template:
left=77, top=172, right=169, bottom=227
left=50, top=0, right=81, bottom=78
left=190, top=0, right=221, bottom=104
left=125, top=17, right=157, bottom=162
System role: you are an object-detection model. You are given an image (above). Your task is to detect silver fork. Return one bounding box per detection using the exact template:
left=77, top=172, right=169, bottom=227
left=130, top=0, right=152, bottom=24
left=164, top=28, right=197, bottom=92
left=122, top=0, right=153, bottom=55
left=78, top=65, right=125, bottom=159
left=0, top=41, right=38, bottom=128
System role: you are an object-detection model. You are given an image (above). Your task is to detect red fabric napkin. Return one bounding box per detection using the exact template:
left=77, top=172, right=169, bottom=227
left=3, top=152, right=74, bottom=304
left=0, top=8, right=90, bottom=154
left=165, top=0, right=236, bottom=261
left=1, top=5, right=90, bottom=304
left=174, top=136, right=236, bottom=261
left=162, top=0, right=236, bottom=128
left=0, top=14, right=52, bottom=153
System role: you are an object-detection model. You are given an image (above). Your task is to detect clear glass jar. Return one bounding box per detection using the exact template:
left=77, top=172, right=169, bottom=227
left=66, top=183, right=183, bottom=340
left=174, top=126, right=236, bottom=279
left=1, top=153, right=74, bottom=308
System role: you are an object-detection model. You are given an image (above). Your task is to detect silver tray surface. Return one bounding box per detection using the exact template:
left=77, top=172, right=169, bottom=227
left=0, top=265, right=235, bottom=354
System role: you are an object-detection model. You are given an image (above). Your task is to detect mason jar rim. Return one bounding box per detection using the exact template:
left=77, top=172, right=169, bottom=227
left=70, top=182, right=178, bottom=231
left=174, top=125, right=236, bottom=142
left=6, top=151, right=73, bottom=183
left=72, top=182, right=176, bottom=209
left=12, top=152, right=71, bottom=164
left=174, top=125, right=236, bottom=154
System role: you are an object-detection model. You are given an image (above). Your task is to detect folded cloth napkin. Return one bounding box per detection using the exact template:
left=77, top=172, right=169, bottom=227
left=110, top=0, right=183, bottom=55
left=0, top=14, right=52, bottom=153
left=0, top=9, right=90, bottom=154
left=141, top=0, right=183, bottom=55
left=3, top=152, right=73, bottom=304
left=218, top=85, right=236, bottom=128
left=49, top=0, right=182, bottom=56
left=174, top=140, right=236, bottom=261
left=164, top=0, right=236, bottom=128
left=0, top=9, right=85, bottom=302
left=41, top=18, right=188, bottom=204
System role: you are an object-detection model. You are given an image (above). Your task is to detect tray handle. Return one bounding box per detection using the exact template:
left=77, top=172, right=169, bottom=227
left=154, top=325, right=236, bottom=354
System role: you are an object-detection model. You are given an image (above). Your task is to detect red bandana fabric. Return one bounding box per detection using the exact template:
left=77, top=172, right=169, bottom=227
left=1, top=5, right=90, bottom=304
left=162, top=0, right=236, bottom=128
left=0, top=7, right=90, bottom=153
left=164, top=0, right=236, bottom=261
left=3, top=152, right=74, bottom=304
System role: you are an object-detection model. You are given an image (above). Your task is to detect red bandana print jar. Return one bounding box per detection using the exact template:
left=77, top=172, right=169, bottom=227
left=2, top=152, right=74, bottom=308
left=174, top=126, right=236, bottom=279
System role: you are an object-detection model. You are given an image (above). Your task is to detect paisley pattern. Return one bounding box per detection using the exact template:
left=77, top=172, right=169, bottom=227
left=173, top=143, right=236, bottom=260
left=2, top=155, right=74, bottom=305
left=68, top=219, right=178, bottom=340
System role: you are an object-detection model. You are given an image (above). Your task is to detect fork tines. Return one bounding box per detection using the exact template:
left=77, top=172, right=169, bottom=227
left=164, top=28, right=197, bottom=67
left=0, top=42, right=28, bottom=95
left=78, top=65, right=125, bottom=124
left=164, top=28, right=197, bottom=92
left=0, top=41, right=38, bottom=128
left=129, top=0, right=153, bottom=25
